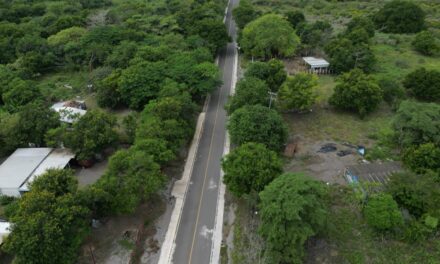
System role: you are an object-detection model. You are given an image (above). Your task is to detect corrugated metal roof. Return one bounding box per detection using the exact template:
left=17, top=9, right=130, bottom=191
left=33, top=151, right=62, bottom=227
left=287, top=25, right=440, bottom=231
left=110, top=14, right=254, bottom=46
left=19, top=148, right=75, bottom=192
left=303, top=57, right=330, bottom=68
left=0, top=148, right=52, bottom=189
left=51, top=102, right=87, bottom=124
left=0, top=148, right=74, bottom=193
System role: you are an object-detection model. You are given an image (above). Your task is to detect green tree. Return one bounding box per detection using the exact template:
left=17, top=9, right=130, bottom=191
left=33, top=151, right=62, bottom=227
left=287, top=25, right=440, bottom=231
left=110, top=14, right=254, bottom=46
left=329, top=69, right=383, bottom=117
left=15, top=102, right=60, bottom=147
left=221, top=143, right=282, bottom=197
left=3, top=170, right=89, bottom=264
left=403, top=68, right=440, bottom=102
left=63, top=110, right=118, bottom=160
left=190, top=18, right=229, bottom=55
left=297, top=21, right=333, bottom=52
left=278, top=73, right=318, bottom=111
left=233, top=0, right=258, bottom=29
left=346, top=16, right=375, bottom=38
left=364, top=193, right=403, bottom=231
left=403, top=143, right=440, bottom=174
left=387, top=172, right=440, bottom=217
left=228, top=105, right=288, bottom=151
left=412, top=31, right=439, bottom=56
left=374, top=0, right=425, bottom=33
left=96, top=69, right=122, bottom=109
left=132, top=138, right=175, bottom=165
left=259, top=173, right=327, bottom=264
left=325, top=37, right=376, bottom=74
left=241, top=14, right=300, bottom=59
left=0, top=112, right=20, bottom=156
left=227, top=77, right=269, bottom=114
left=118, top=61, right=167, bottom=110
left=286, top=10, right=305, bottom=29
left=97, top=149, right=165, bottom=214
left=244, top=59, right=287, bottom=92
left=2, top=79, right=41, bottom=113
left=392, top=100, right=440, bottom=148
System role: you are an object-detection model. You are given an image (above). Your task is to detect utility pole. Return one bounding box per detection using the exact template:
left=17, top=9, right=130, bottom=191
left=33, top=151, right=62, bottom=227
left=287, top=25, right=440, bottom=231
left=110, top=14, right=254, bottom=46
left=268, top=91, right=277, bottom=109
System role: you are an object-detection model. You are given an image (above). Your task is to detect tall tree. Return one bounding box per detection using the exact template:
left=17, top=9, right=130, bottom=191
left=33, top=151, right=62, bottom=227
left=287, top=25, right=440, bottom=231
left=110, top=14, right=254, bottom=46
left=259, top=173, right=327, bottom=264
left=3, top=170, right=89, bottom=264
left=221, top=143, right=282, bottom=197
left=233, top=0, right=258, bottom=29
left=228, top=105, right=288, bottom=151
left=241, top=14, right=300, bottom=59
left=374, top=0, right=425, bottom=33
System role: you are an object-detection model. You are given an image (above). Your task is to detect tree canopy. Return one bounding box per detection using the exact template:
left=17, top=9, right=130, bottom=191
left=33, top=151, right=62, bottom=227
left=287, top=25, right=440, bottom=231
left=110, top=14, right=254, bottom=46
left=329, top=69, right=383, bottom=117
left=221, top=143, right=282, bottom=197
left=241, top=14, right=300, bottom=59
left=232, top=0, right=258, bottom=29
left=3, top=169, right=89, bottom=264
left=392, top=100, right=440, bottom=148
left=228, top=105, right=288, bottom=151
left=226, top=77, right=269, bottom=114
left=403, top=68, right=440, bottom=102
left=374, top=0, right=425, bottom=34
left=244, top=59, right=287, bottom=92
left=412, top=31, right=439, bottom=56
left=259, top=173, right=327, bottom=264
left=278, top=73, right=318, bottom=111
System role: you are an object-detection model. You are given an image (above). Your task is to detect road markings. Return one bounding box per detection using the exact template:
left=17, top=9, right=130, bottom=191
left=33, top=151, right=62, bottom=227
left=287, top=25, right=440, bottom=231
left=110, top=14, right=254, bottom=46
left=187, top=47, right=228, bottom=264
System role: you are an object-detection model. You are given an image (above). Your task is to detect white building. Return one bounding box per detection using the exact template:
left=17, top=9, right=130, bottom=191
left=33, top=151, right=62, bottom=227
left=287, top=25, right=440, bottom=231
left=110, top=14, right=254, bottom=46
left=51, top=100, right=87, bottom=124
left=0, top=148, right=75, bottom=197
left=303, top=57, right=330, bottom=74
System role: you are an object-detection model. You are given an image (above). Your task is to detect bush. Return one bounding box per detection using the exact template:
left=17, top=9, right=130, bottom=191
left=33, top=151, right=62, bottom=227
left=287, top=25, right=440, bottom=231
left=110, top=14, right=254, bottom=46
left=403, top=68, right=440, bottom=102
left=402, top=143, right=440, bottom=174
left=412, top=31, right=439, bottom=56
left=228, top=105, right=288, bottom=151
left=364, top=193, right=403, bottom=231
left=392, top=100, right=440, bottom=148
left=329, top=69, right=383, bottom=117
left=378, top=78, right=405, bottom=106
left=374, top=0, right=425, bottom=33
left=244, top=59, right=287, bottom=92
left=227, top=77, right=269, bottom=114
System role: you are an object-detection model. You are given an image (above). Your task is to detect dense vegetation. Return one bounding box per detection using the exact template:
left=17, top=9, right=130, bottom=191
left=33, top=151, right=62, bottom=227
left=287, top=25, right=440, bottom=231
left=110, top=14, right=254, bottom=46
left=0, top=0, right=228, bottom=262
left=228, top=0, right=440, bottom=263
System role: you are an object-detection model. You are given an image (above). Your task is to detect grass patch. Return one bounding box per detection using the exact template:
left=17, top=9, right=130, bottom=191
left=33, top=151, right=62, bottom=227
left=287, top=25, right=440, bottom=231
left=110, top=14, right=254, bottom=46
left=285, top=104, right=393, bottom=145
left=372, top=33, right=440, bottom=81
left=37, top=71, right=90, bottom=102
left=118, top=238, right=135, bottom=251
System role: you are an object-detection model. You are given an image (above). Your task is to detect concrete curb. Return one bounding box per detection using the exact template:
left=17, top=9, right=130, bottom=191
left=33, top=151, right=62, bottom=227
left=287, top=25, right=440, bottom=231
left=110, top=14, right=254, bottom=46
left=158, top=112, right=206, bottom=264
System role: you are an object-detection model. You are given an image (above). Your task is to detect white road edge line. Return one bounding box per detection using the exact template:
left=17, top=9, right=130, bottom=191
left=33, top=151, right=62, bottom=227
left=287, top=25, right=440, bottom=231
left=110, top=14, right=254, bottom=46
left=158, top=112, right=206, bottom=264
left=210, top=14, right=239, bottom=264
left=158, top=0, right=232, bottom=263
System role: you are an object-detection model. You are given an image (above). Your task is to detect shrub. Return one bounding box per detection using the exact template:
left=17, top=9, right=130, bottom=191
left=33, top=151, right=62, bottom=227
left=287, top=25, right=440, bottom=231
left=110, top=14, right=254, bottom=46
left=403, top=68, right=440, bottom=102
left=364, top=193, right=403, bottom=231
left=374, top=0, right=425, bottom=33
left=412, top=31, right=439, bottom=56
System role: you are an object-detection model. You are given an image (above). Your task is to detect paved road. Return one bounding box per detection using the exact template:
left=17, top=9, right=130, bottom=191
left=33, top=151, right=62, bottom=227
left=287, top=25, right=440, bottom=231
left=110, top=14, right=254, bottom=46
left=171, top=0, right=238, bottom=263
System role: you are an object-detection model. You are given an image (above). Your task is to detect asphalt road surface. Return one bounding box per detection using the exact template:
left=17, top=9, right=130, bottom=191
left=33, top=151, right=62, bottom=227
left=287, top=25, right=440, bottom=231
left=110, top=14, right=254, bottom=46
left=171, top=0, right=238, bottom=263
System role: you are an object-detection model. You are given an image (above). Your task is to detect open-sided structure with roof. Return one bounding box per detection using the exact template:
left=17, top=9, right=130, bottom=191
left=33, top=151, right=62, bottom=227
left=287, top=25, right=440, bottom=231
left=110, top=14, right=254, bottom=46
left=302, top=57, right=330, bottom=74
left=0, top=148, right=75, bottom=197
